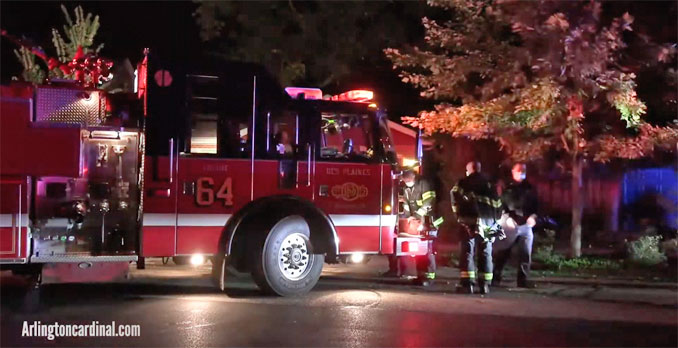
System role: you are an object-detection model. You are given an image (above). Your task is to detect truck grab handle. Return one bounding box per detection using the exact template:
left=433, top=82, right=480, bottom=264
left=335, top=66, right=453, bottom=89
left=307, top=144, right=312, bottom=187
left=169, top=138, right=174, bottom=183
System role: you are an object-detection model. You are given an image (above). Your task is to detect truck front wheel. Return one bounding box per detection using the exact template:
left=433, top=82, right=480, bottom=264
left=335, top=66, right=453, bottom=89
left=252, top=216, right=324, bottom=296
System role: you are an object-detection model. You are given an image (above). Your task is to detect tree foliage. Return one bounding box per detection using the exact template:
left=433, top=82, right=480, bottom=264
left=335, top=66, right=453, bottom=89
left=51, top=5, right=103, bottom=63
left=13, top=47, right=45, bottom=84
left=194, top=1, right=423, bottom=88
left=386, top=0, right=678, bottom=164
left=13, top=5, right=103, bottom=83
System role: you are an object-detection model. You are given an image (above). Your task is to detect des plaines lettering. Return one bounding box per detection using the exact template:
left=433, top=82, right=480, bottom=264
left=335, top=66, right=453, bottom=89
left=326, top=168, right=371, bottom=176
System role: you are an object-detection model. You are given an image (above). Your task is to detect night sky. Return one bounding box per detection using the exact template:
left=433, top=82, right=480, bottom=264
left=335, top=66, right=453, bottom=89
left=1, top=1, right=201, bottom=80
left=1, top=1, right=675, bottom=121
left=0, top=1, right=430, bottom=119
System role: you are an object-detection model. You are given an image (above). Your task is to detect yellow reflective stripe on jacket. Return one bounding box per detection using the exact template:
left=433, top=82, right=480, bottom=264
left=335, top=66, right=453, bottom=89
left=422, top=191, right=435, bottom=201
left=416, top=199, right=424, bottom=206
left=425, top=272, right=436, bottom=279
left=433, top=217, right=444, bottom=228
left=474, top=195, right=503, bottom=208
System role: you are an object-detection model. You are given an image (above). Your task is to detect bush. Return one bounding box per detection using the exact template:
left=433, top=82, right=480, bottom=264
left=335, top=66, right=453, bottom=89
left=533, top=245, right=621, bottom=271
left=557, top=257, right=621, bottom=271
left=534, top=228, right=556, bottom=249
left=627, top=235, right=667, bottom=266
left=533, top=245, right=564, bottom=267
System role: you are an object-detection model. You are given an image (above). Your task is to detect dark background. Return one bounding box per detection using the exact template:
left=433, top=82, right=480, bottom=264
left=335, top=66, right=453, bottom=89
left=0, top=1, right=430, bottom=120
left=1, top=1, right=675, bottom=122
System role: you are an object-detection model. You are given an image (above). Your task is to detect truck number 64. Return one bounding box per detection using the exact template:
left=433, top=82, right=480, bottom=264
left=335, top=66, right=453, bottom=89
left=196, top=177, right=233, bottom=206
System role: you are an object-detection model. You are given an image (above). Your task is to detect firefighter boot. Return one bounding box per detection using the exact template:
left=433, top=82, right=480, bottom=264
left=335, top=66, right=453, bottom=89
left=414, top=278, right=433, bottom=287
left=478, top=282, right=490, bottom=295
left=517, top=280, right=537, bottom=289
left=414, top=272, right=436, bottom=287
left=455, top=279, right=475, bottom=294
left=382, top=255, right=401, bottom=278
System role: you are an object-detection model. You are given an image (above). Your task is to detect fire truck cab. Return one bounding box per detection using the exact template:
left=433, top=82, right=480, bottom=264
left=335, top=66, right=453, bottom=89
left=0, top=54, right=428, bottom=297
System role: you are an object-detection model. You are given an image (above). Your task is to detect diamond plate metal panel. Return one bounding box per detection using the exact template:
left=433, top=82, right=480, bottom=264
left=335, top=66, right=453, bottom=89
left=35, top=87, right=106, bottom=125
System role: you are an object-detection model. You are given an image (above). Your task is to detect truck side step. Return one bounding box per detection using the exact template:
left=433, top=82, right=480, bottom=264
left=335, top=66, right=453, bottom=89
left=30, top=255, right=138, bottom=263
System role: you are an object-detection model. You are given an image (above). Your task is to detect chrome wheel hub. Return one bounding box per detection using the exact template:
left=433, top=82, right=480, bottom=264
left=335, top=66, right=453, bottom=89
left=278, top=233, right=311, bottom=280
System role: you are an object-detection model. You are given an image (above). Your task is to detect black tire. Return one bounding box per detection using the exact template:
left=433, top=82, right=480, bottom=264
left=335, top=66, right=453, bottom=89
left=251, top=215, right=324, bottom=296
left=172, top=256, right=190, bottom=266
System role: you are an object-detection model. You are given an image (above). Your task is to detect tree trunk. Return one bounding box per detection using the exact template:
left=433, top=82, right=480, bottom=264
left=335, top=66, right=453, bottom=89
left=570, top=156, right=583, bottom=258
left=606, top=179, right=620, bottom=232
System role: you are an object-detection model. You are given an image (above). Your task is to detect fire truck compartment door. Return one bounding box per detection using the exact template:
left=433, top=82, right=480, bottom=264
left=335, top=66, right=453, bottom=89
left=141, top=148, right=179, bottom=257
left=0, top=97, right=81, bottom=177
left=0, top=179, right=29, bottom=262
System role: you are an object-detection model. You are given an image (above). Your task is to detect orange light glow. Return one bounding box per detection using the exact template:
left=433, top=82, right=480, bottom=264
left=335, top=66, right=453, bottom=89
left=383, top=204, right=392, bottom=213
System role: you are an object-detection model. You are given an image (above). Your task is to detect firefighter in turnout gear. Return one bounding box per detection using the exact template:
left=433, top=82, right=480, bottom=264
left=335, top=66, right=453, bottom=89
left=398, top=169, right=443, bottom=286
left=451, top=161, right=504, bottom=294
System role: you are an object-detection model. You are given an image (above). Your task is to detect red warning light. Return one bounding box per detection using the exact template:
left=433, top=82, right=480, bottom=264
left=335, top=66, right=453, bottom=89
left=331, top=90, right=374, bottom=102
left=402, top=241, right=419, bottom=253
left=285, top=87, right=323, bottom=100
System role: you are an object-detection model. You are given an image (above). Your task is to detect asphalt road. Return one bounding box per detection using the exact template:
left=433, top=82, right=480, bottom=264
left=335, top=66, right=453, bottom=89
left=1, top=261, right=676, bottom=347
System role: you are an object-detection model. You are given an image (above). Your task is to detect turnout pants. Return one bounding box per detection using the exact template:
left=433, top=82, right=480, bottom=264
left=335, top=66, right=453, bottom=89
left=493, top=224, right=533, bottom=285
left=459, top=233, right=493, bottom=285
left=416, top=240, right=436, bottom=280
left=387, top=254, right=401, bottom=276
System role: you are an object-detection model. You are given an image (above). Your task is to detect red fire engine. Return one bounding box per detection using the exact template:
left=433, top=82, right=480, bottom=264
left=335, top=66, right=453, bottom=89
left=0, top=52, right=429, bottom=296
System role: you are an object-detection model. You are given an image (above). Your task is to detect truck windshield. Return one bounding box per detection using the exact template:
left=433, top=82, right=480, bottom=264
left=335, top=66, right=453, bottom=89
left=378, top=117, right=398, bottom=166
left=320, top=112, right=374, bottom=161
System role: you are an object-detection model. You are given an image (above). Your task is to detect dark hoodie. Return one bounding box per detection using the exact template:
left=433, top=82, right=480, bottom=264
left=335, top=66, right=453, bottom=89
left=501, top=179, right=538, bottom=225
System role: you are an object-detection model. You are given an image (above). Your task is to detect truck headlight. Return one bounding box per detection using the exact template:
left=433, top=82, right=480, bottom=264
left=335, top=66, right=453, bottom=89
left=190, top=254, right=205, bottom=266
left=350, top=253, right=365, bottom=263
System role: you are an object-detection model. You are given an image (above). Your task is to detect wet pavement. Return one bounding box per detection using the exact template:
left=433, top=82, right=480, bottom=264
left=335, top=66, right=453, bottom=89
left=1, top=259, right=677, bottom=347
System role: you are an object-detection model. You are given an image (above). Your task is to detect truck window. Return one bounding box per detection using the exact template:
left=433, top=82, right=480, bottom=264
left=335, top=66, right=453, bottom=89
left=187, top=75, right=219, bottom=155
left=268, top=110, right=298, bottom=158
left=320, top=113, right=374, bottom=161
left=185, top=74, right=253, bottom=158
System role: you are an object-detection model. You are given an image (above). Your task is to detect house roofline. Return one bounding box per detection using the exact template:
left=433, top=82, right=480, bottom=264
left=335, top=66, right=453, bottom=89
left=388, top=120, right=433, bottom=146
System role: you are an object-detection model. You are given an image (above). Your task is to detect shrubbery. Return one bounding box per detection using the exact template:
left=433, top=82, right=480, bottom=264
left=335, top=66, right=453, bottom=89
left=626, top=235, right=667, bottom=266
left=533, top=245, right=622, bottom=271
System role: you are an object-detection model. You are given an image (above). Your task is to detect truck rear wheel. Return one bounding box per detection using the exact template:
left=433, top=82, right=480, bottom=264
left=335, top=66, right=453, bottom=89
left=252, top=216, right=324, bottom=296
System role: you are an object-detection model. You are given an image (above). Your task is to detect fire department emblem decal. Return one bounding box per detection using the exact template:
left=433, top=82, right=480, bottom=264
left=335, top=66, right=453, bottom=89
left=331, top=182, right=368, bottom=201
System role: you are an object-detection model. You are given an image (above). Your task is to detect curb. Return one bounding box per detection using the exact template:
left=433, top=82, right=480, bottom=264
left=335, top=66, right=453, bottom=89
left=422, top=267, right=678, bottom=290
